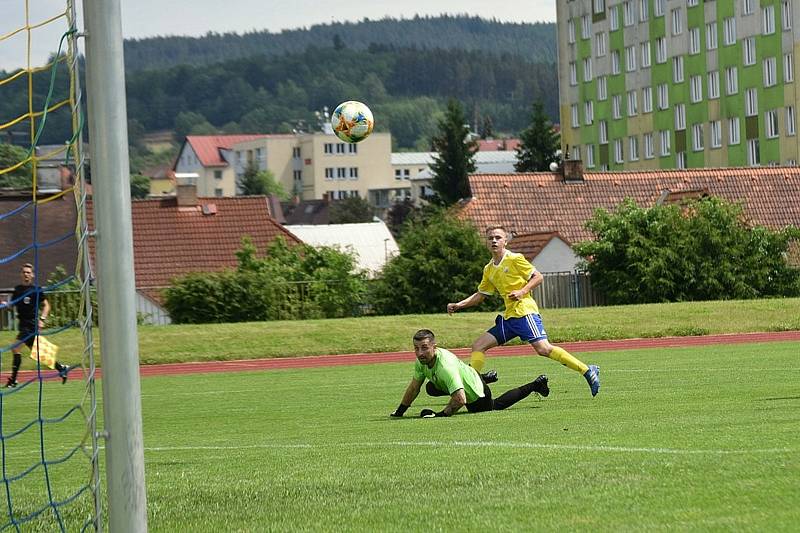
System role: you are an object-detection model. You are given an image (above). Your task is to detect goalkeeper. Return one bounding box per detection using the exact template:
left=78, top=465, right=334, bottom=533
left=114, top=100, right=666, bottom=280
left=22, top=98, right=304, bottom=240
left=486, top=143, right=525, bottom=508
left=390, top=329, right=549, bottom=418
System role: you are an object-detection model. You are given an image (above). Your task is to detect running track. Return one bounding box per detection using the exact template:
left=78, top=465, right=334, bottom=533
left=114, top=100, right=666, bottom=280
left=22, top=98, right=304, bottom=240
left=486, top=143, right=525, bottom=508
left=18, top=330, right=800, bottom=381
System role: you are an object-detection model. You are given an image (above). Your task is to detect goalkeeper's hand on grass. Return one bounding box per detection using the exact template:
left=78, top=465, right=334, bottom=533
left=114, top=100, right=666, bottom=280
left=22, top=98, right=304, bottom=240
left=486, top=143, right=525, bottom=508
left=420, top=409, right=436, bottom=418
left=389, top=410, right=404, bottom=418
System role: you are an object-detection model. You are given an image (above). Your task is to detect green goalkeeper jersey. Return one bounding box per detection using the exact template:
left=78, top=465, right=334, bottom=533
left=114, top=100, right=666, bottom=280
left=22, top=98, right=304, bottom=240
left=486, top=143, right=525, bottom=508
left=413, top=347, right=485, bottom=403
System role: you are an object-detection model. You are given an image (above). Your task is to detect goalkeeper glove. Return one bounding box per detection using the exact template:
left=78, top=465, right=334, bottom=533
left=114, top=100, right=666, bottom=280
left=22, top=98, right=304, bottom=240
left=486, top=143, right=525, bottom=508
left=420, top=409, right=450, bottom=418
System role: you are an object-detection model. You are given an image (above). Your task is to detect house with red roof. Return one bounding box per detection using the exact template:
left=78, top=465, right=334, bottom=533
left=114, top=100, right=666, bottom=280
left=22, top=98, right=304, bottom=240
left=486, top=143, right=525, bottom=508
left=173, top=135, right=268, bottom=197
left=509, top=231, right=579, bottom=273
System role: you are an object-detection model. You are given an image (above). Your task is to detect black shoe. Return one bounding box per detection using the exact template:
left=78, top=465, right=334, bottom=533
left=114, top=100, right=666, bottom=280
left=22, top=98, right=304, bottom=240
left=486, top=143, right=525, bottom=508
left=5, top=378, right=17, bottom=388
left=532, top=374, right=549, bottom=397
left=58, top=365, right=70, bottom=384
left=481, top=370, right=498, bottom=383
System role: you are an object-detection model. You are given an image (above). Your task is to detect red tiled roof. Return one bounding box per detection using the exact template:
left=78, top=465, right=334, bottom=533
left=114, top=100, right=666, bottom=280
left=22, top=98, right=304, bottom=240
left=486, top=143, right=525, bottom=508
left=87, top=196, right=301, bottom=302
left=477, top=138, right=521, bottom=152
left=510, top=231, right=566, bottom=262
left=184, top=135, right=268, bottom=167
left=460, top=167, right=800, bottom=244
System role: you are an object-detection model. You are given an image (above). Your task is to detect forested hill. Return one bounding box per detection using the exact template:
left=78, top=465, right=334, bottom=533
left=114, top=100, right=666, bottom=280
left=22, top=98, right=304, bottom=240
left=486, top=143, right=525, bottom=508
left=122, top=15, right=556, bottom=72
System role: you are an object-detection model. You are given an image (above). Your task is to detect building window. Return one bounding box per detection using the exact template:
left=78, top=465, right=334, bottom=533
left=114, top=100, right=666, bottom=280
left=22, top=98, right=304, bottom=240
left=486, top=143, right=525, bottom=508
left=595, top=32, right=607, bottom=57
left=747, top=139, right=760, bottom=166
left=728, top=117, right=741, bottom=145
left=610, top=5, right=620, bottom=30
left=613, top=94, right=623, bottom=119
left=568, top=19, right=576, bottom=43
left=599, top=120, right=609, bottom=144
left=571, top=104, right=580, bottom=127
left=710, top=121, right=722, bottom=148
left=671, top=8, right=683, bottom=36
left=675, top=103, right=686, bottom=130
left=639, top=0, right=648, bottom=21
left=690, top=75, right=703, bottom=103
left=658, top=83, right=669, bottom=110
left=745, top=88, right=758, bottom=116
left=348, top=144, right=358, bottom=154
left=337, top=167, right=347, bottom=179
left=582, top=15, right=591, bottom=39
left=692, top=124, right=704, bottom=151
left=724, top=18, right=736, bottom=45
left=293, top=170, right=302, bottom=181
left=324, top=143, right=334, bottom=154
left=641, top=41, right=651, bottom=68
left=687, top=0, right=699, bottom=6
left=744, top=0, right=755, bottom=16
left=627, top=90, right=638, bottom=116
left=586, top=144, right=596, bottom=168
left=676, top=152, right=687, bottom=169
left=785, top=53, right=794, bottom=83
left=584, top=100, right=595, bottom=125
left=706, top=22, right=718, bottom=50
left=597, top=76, right=608, bottom=100
left=614, top=139, right=624, bottom=163
left=572, top=146, right=582, bottom=161
left=726, top=67, right=739, bottom=95
left=763, top=5, right=776, bottom=34
left=394, top=169, right=402, bottom=180
left=403, top=169, right=411, bottom=179
left=214, top=188, right=223, bottom=197
left=336, top=143, right=346, bottom=154
left=583, top=57, right=593, bottom=81
left=214, top=170, right=222, bottom=180
left=765, top=110, right=780, bottom=138
left=642, top=86, right=653, bottom=113
left=689, top=28, right=701, bottom=55
left=348, top=167, right=359, bottom=179
left=625, top=46, right=637, bottom=72
left=783, top=1, right=793, bottom=31
left=708, top=71, right=720, bottom=99
left=655, top=37, right=667, bottom=64
left=326, top=167, right=335, bottom=180
left=655, top=0, right=665, bottom=17
left=644, top=132, right=654, bottom=159
left=629, top=136, right=639, bottom=161
left=788, top=106, right=797, bottom=136
left=744, top=38, right=756, bottom=66
left=623, top=1, right=635, bottom=26
left=292, top=147, right=301, bottom=158
left=594, top=0, right=606, bottom=15
left=764, top=57, right=777, bottom=87
left=660, top=130, right=671, bottom=156
left=570, top=62, right=577, bottom=85
left=612, top=50, right=621, bottom=74
left=673, top=56, right=684, bottom=83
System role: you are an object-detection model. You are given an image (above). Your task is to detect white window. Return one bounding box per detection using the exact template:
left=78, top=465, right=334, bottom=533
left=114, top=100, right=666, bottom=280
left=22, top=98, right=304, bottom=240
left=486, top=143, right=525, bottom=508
left=337, top=167, right=346, bottom=179
left=765, top=110, right=780, bottom=138
left=613, top=94, right=623, bottom=119
left=726, top=67, right=739, bottom=94
left=644, top=132, right=655, bottom=159
left=724, top=18, right=737, bottom=46
left=672, top=8, right=683, bottom=35
left=728, top=117, right=741, bottom=145
left=708, top=71, right=720, bottom=99
left=325, top=167, right=334, bottom=180
left=572, top=146, right=582, bottom=164
left=627, top=90, right=638, bottom=116
left=324, top=143, right=333, bottom=154
left=655, top=0, right=665, bottom=17
left=586, top=144, right=595, bottom=168
left=660, top=130, right=671, bottom=155
left=584, top=100, right=595, bottom=125
left=599, top=120, right=609, bottom=144
left=639, top=0, right=649, bottom=22
left=349, top=167, right=358, bottom=179
left=706, top=22, right=718, bottom=50
left=348, top=144, right=357, bottom=154
left=785, top=53, right=794, bottom=82
left=640, top=41, right=651, bottom=68
left=571, top=104, right=580, bottom=127
left=655, top=37, right=667, bottom=64
left=675, top=103, right=686, bottom=130
left=595, top=32, right=607, bottom=56
left=673, top=56, right=685, bottom=83
left=710, top=120, right=722, bottom=148
left=568, top=19, right=576, bottom=44
left=690, top=75, right=703, bottom=102
left=677, top=151, right=687, bottom=169
left=570, top=62, right=577, bottom=85
left=624, top=1, right=635, bottom=26
left=614, top=139, right=624, bottom=163
left=625, top=46, right=637, bottom=72
left=597, top=76, right=608, bottom=100
left=336, top=143, right=346, bottom=154
left=629, top=136, right=639, bottom=161
left=658, top=83, right=669, bottom=110
left=594, top=0, right=606, bottom=14
left=763, top=5, right=776, bottom=34
left=744, top=38, right=756, bottom=66
left=692, top=123, right=704, bottom=151
left=787, top=159, right=797, bottom=166
left=610, top=5, right=620, bottom=30
left=745, top=88, right=758, bottom=116
left=612, top=50, right=621, bottom=74
left=764, top=57, right=777, bottom=87
left=642, top=86, right=653, bottom=113
left=583, top=57, right=593, bottom=81
left=783, top=1, right=793, bottom=31
left=582, top=15, right=592, bottom=39
left=689, top=27, right=701, bottom=55
left=788, top=106, right=796, bottom=135
left=688, top=0, right=699, bottom=6
left=744, top=0, right=754, bottom=16
left=747, top=139, right=760, bottom=166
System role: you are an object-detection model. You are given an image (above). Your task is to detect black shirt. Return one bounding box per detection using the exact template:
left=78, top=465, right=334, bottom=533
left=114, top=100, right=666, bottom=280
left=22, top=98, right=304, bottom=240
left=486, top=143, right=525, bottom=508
left=11, top=284, right=47, bottom=325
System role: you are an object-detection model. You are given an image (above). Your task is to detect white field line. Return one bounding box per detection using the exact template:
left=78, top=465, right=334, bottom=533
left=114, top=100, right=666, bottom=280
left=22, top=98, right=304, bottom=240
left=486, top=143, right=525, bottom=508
left=140, top=441, right=795, bottom=455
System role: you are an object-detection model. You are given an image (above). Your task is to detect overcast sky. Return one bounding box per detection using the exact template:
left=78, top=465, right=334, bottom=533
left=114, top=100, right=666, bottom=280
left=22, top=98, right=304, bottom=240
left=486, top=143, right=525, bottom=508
left=0, top=0, right=556, bottom=71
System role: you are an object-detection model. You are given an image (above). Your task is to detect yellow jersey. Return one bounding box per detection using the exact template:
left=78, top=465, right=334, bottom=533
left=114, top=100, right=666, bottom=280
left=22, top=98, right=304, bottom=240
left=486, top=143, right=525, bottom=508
left=477, top=250, right=540, bottom=318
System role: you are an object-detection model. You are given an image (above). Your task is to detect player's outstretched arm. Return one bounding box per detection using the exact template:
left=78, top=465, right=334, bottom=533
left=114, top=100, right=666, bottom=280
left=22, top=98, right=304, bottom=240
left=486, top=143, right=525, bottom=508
left=420, top=389, right=466, bottom=418
left=390, top=378, right=422, bottom=417
left=447, top=292, right=485, bottom=314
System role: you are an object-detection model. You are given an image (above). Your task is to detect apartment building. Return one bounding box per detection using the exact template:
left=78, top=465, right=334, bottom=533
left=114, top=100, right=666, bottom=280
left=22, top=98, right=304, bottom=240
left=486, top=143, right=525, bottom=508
left=557, top=0, right=800, bottom=169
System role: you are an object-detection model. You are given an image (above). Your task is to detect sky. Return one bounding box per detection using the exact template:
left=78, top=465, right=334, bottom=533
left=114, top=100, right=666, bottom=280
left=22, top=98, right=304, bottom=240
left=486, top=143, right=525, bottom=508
left=0, top=0, right=556, bottom=71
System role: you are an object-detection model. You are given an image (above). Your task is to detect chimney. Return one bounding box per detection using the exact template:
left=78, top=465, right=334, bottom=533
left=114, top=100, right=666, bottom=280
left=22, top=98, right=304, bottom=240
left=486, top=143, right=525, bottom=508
left=562, top=158, right=584, bottom=183
left=175, top=173, right=198, bottom=206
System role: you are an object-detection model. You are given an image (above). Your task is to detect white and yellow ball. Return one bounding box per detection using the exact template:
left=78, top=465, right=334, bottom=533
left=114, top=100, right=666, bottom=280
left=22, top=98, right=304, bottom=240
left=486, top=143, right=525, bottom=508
left=331, top=100, right=374, bottom=143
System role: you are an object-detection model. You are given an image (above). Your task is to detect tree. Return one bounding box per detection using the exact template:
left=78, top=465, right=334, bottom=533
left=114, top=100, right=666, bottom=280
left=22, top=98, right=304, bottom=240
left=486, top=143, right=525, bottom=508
left=371, top=209, right=492, bottom=315
left=130, top=174, right=150, bottom=199
left=329, top=196, right=375, bottom=224
left=385, top=197, right=418, bottom=237
left=0, top=143, right=32, bottom=188
left=429, top=99, right=477, bottom=206
left=574, top=197, right=800, bottom=304
left=515, top=101, right=560, bottom=172
left=237, top=161, right=287, bottom=198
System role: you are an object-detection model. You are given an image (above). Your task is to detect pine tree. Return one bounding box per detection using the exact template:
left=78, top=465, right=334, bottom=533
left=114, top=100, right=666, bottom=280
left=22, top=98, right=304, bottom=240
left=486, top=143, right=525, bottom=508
left=515, top=101, right=560, bottom=172
left=430, top=99, right=477, bottom=205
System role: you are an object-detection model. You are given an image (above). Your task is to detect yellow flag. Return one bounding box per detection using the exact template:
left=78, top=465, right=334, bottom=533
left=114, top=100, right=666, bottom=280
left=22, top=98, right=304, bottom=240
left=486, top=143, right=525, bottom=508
left=29, top=336, right=59, bottom=370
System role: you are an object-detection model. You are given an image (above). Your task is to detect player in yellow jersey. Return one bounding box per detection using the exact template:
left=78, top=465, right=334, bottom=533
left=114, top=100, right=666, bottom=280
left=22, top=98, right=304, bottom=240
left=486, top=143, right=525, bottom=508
left=447, top=226, right=600, bottom=396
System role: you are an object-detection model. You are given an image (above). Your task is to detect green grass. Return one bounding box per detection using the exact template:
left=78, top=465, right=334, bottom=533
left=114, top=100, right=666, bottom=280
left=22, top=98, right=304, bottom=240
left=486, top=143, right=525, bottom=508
left=2, top=297, right=799, bottom=366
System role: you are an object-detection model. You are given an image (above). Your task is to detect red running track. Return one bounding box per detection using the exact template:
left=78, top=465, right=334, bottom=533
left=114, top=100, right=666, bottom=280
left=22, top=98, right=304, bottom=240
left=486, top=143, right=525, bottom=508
left=22, top=330, right=796, bottom=381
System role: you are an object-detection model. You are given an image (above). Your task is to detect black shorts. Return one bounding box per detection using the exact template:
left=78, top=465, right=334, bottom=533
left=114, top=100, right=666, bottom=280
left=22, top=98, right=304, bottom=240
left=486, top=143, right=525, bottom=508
left=466, top=380, right=494, bottom=413
left=16, top=325, right=35, bottom=349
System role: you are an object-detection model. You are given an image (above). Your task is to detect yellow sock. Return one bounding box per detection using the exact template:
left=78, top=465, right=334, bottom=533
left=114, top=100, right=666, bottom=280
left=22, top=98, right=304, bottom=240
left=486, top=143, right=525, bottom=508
left=548, top=346, right=589, bottom=374
left=470, top=351, right=486, bottom=372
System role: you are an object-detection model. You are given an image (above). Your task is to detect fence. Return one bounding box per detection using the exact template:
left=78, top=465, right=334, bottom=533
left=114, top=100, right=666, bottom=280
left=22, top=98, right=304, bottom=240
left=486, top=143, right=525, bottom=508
left=534, top=271, right=605, bottom=309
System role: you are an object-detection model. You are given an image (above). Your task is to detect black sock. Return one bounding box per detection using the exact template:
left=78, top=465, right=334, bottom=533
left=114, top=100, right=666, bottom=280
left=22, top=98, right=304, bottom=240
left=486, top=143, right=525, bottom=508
left=10, top=353, right=22, bottom=381
left=492, top=382, right=537, bottom=411
left=55, top=362, right=65, bottom=372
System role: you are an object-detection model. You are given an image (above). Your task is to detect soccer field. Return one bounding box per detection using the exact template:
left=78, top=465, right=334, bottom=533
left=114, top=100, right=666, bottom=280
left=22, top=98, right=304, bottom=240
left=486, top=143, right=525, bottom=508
left=133, top=340, right=799, bottom=532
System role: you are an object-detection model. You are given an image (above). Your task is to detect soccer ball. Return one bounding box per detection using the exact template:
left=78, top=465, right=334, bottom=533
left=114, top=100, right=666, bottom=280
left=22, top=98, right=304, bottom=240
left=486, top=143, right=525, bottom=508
left=331, top=100, right=374, bottom=143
